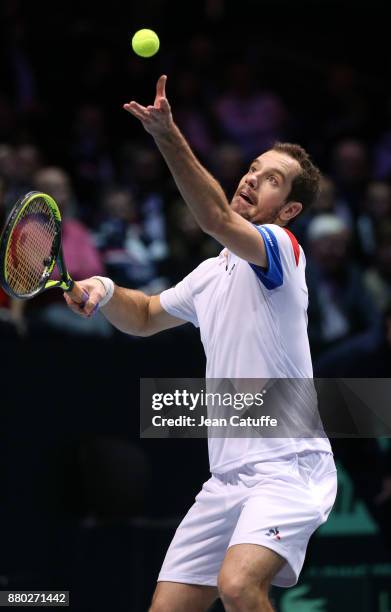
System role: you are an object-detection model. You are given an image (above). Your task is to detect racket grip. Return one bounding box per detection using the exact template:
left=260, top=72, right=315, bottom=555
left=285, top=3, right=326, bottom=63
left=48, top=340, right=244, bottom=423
left=68, top=281, right=89, bottom=307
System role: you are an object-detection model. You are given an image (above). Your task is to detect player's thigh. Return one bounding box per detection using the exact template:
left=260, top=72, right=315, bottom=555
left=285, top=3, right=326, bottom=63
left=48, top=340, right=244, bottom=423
left=150, top=581, right=218, bottom=612
left=218, top=543, right=286, bottom=592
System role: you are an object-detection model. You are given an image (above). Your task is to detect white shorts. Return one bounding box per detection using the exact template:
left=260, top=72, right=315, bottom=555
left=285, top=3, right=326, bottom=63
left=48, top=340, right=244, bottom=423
left=158, top=451, right=337, bottom=588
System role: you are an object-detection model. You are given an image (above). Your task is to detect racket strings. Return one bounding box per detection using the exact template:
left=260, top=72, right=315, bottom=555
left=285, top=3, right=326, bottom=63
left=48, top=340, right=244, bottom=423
left=6, top=197, right=57, bottom=295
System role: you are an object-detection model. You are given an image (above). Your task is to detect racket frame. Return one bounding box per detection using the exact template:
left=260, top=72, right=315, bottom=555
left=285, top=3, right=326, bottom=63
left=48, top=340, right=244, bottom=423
left=0, top=191, right=75, bottom=299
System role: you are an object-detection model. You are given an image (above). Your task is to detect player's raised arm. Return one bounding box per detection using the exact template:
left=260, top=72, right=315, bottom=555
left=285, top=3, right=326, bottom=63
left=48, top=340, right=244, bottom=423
left=63, top=277, right=185, bottom=336
left=123, top=75, right=268, bottom=267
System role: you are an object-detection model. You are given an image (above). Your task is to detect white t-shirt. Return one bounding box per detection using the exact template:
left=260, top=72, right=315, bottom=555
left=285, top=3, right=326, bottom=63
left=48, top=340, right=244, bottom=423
left=160, top=223, right=332, bottom=473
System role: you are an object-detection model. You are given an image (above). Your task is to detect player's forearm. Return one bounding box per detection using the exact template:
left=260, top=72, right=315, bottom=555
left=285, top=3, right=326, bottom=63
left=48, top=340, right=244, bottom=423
left=154, top=123, right=230, bottom=232
left=101, top=285, right=151, bottom=336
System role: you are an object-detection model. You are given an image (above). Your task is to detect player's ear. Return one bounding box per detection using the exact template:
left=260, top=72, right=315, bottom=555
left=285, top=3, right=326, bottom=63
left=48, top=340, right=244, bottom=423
left=282, top=201, right=302, bottom=221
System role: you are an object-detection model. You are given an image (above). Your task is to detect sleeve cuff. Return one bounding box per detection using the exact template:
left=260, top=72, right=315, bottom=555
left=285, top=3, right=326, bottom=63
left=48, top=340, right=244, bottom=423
left=250, top=225, right=284, bottom=290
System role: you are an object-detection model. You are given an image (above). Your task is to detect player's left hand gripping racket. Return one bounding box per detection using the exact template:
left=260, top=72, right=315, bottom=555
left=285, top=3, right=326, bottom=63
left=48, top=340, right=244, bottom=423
left=0, top=191, right=88, bottom=305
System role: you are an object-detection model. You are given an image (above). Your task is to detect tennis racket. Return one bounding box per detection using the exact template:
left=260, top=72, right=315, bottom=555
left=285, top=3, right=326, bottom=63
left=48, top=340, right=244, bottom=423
left=0, top=191, right=88, bottom=305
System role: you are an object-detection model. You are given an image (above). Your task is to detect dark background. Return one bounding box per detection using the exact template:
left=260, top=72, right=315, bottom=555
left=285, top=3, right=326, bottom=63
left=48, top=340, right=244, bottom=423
left=1, top=1, right=391, bottom=610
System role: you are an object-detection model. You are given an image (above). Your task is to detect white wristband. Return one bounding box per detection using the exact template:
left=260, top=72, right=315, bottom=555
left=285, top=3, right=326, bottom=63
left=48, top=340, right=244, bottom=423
left=92, top=276, right=115, bottom=307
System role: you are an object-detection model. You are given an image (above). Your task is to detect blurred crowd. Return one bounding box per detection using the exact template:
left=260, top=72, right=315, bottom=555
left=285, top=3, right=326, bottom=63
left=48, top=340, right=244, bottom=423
left=0, top=7, right=390, bottom=367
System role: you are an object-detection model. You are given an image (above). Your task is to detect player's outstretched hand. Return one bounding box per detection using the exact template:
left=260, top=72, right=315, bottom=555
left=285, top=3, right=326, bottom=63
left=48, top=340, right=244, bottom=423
left=123, top=75, right=173, bottom=137
left=63, top=277, right=106, bottom=318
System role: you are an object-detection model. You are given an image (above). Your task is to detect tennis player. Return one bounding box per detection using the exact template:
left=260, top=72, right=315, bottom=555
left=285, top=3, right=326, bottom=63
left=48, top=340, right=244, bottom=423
left=65, top=75, right=337, bottom=612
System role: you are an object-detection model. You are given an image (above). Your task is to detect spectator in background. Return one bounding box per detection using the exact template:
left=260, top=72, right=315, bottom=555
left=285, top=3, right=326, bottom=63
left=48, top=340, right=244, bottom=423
left=14, top=144, right=42, bottom=188
left=315, top=305, right=391, bottom=554
left=95, top=187, right=168, bottom=294
left=356, top=180, right=391, bottom=262
left=10, top=167, right=110, bottom=337
left=313, top=176, right=353, bottom=228
left=315, top=301, right=391, bottom=377
left=306, top=213, right=379, bottom=357
left=209, top=143, right=246, bottom=201
left=292, top=175, right=353, bottom=248
left=0, top=144, right=17, bottom=208
left=0, top=144, right=15, bottom=178
left=363, top=230, right=391, bottom=312
left=214, top=62, right=288, bottom=162
left=0, top=143, right=43, bottom=210
left=120, top=144, right=169, bottom=264
left=5, top=144, right=43, bottom=205
left=331, top=139, right=370, bottom=213
left=165, top=198, right=220, bottom=283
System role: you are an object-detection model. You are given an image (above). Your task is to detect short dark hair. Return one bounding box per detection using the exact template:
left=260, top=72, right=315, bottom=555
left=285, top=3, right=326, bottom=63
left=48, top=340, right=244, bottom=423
left=272, top=142, right=321, bottom=212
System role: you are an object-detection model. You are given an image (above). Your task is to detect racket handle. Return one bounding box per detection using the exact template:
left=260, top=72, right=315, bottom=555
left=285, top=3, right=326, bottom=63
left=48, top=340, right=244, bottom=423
left=68, top=281, right=89, bottom=307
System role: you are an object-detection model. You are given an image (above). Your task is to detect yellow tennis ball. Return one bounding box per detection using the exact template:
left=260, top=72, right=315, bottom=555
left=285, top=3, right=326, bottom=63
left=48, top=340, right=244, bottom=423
left=131, top=29, right=160, bottom=58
